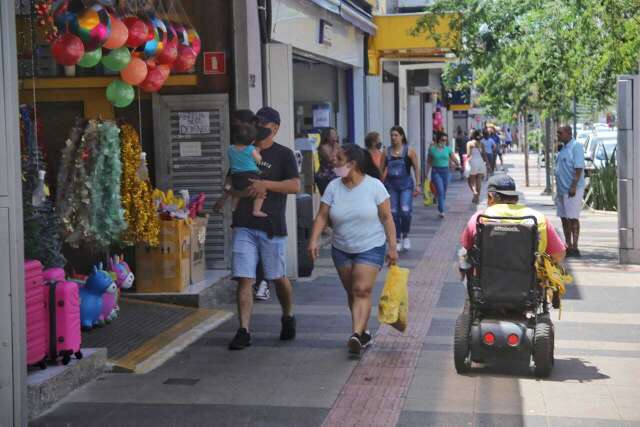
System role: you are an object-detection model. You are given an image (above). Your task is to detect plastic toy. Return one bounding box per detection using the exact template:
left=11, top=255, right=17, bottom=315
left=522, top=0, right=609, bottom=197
left=79, top=263, right=116, bottom=330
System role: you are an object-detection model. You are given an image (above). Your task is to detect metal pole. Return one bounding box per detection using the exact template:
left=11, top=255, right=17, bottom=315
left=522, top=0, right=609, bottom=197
left=523, top=111, right=530, bottom=187
left=542, top=116, right=553, bottom=195
left=573, top=97, right=578, bottom=134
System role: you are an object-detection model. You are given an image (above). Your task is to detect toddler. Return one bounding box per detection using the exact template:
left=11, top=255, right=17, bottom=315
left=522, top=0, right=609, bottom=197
left=228, top=123, right=267, bottom=217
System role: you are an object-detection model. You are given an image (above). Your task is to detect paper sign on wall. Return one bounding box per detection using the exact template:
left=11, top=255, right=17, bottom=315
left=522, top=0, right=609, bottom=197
left=312, top=104, right=331, bottom=128
left=179, top=112, right=210, bottom=135
left=180, top=141, right=202, bottom=157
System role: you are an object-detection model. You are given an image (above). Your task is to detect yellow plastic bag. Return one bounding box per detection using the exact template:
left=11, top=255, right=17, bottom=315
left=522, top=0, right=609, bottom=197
left=423, top=179, right=434, bottom=207
left=378, top=265, right=410, bottom=332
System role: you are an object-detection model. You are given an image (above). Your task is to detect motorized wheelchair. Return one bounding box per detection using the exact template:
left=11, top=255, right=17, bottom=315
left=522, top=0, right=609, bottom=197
left=454, top=214, right=555, bottom=378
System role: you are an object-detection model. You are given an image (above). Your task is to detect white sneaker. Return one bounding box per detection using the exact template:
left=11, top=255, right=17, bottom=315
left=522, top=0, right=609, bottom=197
left=254, top=280, right=270, bottom=301
left=397, top=238, right=404, bottom=252
left=402, top=238, right=411, bottom=251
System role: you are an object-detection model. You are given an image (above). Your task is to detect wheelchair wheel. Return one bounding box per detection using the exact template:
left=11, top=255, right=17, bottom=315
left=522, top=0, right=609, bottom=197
left=454, top=311, right=472, bottom=374
left=533, top=317, right=554, bottom=378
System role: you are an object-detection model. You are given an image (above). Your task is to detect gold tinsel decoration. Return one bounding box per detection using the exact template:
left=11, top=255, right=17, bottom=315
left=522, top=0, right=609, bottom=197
left=120, top=124, right=160, bottom=246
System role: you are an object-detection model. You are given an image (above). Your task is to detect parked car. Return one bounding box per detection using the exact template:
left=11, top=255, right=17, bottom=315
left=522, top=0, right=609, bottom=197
left=585, top=136, right=617, bottom=176
left=584, top=129, right=616, bottom=158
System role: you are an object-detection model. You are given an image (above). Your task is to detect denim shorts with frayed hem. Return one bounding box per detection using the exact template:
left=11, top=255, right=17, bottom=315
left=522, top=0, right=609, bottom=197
left=331, top=244, right=386, bottom=270
left=232, top=227, right=286, bottom=280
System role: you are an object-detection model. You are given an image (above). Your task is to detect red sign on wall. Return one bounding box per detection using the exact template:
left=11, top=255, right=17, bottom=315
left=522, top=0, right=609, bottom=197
left=203, top=52, right=226, bottom=75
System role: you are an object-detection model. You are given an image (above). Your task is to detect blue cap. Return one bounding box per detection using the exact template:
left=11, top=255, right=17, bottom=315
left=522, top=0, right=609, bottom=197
left=256, top=107, right=281, bottom=125
left=487, top=173, right=519, bottom=196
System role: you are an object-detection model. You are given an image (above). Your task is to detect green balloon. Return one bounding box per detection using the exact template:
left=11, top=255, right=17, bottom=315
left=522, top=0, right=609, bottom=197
left=101, top=47, right=131, bottom=72
left=106, top=79, right=134, bottom=108
left=78, top=48, right=102, bottom=68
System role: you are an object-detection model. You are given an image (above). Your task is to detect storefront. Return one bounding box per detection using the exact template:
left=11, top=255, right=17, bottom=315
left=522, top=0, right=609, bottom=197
left=1, top=1, right=234, bottom=423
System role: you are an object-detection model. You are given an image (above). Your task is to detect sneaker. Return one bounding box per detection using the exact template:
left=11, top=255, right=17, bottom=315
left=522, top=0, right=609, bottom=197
left=397, top=238, right=403, bottom=252
left=348, top=333, right=363, bottom=355
left=254, top=280, right=270, bottom=301
left=280, top=315, right=296, bottom=340
left=228, top=328, right=252, bottom=350
left=402, top=238, right=411, bottom=251
left=439, top=212, right=445, bottom=219
left=361, top=330, right=373, bottom=349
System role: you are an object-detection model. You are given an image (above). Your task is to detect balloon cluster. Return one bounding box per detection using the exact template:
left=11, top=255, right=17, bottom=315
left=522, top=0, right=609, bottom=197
left=45, top=1, right=202, bottom=109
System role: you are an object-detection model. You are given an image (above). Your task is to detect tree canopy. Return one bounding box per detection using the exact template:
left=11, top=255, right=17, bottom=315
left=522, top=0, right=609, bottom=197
left=413, top=0, right=640, bottom=119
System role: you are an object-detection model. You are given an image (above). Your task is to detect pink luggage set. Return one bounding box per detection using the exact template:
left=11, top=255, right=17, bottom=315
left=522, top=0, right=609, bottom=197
left=24, top=256, right=134, bottom=369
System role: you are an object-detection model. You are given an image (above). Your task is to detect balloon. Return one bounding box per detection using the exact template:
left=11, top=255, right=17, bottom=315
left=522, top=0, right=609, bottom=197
left=101, top=47, right=131, bottom=71
left=187, top=28, right=201, bottom=55
left=51, top=33, right=85, bottom=66
left=135, top=17, right=160, bottom=59
left=172, top=45, right=196, bottom=73
left=106, top=79, right=134, bottom=108
left=77, top=48, right=102, bottom=68
left=173, top=22, right=188, bottom=45
left=139, top=65, right=169, bottom=93
left=150, top=15, right=168, bottom=56
left=103, top=15, right=128, bottom=49
left=156, top=38, right=178, bottom=65
left=123, top=17, right=148, bottom=48
left=120, top=57, right=148, bottom=85
left=71, top=5, right=111, bottom=51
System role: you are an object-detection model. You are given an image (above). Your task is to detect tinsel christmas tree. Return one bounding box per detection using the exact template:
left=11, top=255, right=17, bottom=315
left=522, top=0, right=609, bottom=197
left=20, top=105, right=66, bottom=268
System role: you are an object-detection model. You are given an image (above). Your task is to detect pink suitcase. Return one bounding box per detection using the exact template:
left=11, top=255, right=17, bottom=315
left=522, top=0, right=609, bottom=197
left=25, top=260, right=48, bottom=369
left=43, top=268, right=83, bottom=365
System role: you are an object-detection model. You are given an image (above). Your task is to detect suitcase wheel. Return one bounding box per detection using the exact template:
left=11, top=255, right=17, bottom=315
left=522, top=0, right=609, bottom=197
left=75, top=351, right=83, bottom=360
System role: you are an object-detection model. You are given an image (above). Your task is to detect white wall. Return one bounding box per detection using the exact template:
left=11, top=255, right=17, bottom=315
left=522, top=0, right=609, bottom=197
left=352, top=66, right=365, bottom=145
left=233, top=0, right=263, bottom=111
left=382, top=82, right=395, bottom=145
left=337, top=68, right=348, bottom=143
left=366, top=75, right=383, bottom=137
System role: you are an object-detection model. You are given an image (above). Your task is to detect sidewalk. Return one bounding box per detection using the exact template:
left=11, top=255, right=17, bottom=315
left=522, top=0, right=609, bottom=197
left=31, top=154, right=640, bottom=426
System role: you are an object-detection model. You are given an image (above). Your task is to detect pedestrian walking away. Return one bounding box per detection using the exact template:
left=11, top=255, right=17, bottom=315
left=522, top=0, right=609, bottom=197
left=427, top=133, right=460, bottom=218
left=315, top=127, right=340, bottom=196
left=383, top=126, right=421, bottom=252
left=555, top=125, right=585, bottom=258
left=466, top=129, right=488, bottom=204
left=482, top=128, right=497, bottom=176
left=228, top=106, right=301, bottom=350
left=308, top=144, right=398, bottom=356
left=455, top=128, right=467, bottom=179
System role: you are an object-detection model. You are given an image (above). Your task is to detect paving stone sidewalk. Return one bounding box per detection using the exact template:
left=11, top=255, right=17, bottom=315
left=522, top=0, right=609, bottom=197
left=32, top=154, right=640, bottom=426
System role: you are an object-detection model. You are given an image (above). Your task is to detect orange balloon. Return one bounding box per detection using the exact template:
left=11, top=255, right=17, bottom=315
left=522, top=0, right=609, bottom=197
left=104, top=15, right=128, bottom=49
left=120, top=57, right=148, bottom=85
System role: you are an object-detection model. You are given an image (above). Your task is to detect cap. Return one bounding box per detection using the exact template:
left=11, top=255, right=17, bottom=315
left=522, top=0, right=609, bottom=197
left=487, top=174, right=519, bottom=196
left=256, top=106, right=281, bottom=125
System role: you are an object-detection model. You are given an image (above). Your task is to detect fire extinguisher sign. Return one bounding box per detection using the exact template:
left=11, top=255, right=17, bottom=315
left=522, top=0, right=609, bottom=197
left=203, top=52, right=226, bottom=75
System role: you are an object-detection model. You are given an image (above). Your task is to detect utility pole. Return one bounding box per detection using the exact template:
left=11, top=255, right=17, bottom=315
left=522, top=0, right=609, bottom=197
left=542, top=116, right=553, bottom=195
left=573, top=97, right=578, bottom=133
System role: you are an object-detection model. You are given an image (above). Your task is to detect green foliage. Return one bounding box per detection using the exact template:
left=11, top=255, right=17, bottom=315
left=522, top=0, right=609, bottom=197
left=585, top=155, right=618, bottom=211
left=413, top=0, right=640, bottom=119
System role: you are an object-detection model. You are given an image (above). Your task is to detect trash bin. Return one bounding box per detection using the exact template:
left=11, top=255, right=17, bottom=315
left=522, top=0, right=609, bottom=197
left=296, top=193, right=314, bottom=277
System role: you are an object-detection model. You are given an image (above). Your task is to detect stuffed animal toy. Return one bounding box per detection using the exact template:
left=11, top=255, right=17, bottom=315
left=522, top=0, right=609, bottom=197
left=98, top=255, right=135, bottom=325
left=80, top=263, right=116, bottom=330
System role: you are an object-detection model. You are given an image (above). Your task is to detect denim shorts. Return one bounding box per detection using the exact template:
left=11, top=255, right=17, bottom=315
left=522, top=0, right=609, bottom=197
left=232, top=227, right=286, bottom=280
left=331, top=244, right=386, bottom=269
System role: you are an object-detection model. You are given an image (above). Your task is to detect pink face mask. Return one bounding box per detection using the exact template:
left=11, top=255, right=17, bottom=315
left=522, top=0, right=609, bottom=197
left=334, top=165, right=351, bottom=178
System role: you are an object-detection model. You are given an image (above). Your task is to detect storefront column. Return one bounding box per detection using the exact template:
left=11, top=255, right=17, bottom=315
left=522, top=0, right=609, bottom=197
left=265, top=42, right=298, bottom=279
left=337, top=69, right=349, bottom=143
left=366, top=74, right=384, bottom=137
left=233, top=0, right=263, bottom=111
left=352, top=67, right=366, bottom=146
left=0, top=1, right=27, bottom=425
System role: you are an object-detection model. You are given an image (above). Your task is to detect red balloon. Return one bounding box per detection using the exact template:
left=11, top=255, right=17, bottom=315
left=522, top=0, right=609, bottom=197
left=156, top=38, right=177, bottom=65
left=139, top=64, right=169, bottom=93
left=51, top=33, right=85, bottom=66
left=123, top=17, right=148, bottom=48
left=104, top=15, right=129, bottom=49
left=120, top=57, right=148, bottom=85
left=172, top=45, right=196, bottom=73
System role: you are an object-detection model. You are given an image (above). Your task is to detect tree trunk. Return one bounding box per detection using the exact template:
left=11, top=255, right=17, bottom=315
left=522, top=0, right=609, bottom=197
left=523, top=111, right=529, bottom=187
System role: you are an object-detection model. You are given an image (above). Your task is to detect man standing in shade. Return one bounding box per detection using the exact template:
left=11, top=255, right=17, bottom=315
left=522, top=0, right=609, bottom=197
left=555, top=125, right=585, bottom=258
left=229, top=107, right=301, bottom=350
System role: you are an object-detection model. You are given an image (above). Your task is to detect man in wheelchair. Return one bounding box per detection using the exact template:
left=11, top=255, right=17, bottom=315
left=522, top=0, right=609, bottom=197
left=455, top=174, right=566, bottom=377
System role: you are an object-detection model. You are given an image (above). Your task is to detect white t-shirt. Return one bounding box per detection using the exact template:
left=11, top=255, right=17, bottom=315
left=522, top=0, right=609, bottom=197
left=321, top=175, right=390, bottom=254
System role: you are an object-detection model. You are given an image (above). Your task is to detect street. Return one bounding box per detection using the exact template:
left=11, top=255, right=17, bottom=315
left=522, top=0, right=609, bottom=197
left=31, top=154, right=640, bottom=427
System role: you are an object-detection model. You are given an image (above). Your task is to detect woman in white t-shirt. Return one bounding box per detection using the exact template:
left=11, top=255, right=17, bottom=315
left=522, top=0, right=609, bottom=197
left=308, top=144, right=398, bottom=356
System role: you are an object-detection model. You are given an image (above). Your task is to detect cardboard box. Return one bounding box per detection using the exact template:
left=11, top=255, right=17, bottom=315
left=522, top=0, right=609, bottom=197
left=135, top=219, right=191, bottom=293
left=190, top=214, right=209, bottom=284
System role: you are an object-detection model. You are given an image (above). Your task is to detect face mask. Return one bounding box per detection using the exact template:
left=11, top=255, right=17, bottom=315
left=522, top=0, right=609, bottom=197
left=376, top=143, right=382, bottom=150
left=334, top=164, right=351, bottom=178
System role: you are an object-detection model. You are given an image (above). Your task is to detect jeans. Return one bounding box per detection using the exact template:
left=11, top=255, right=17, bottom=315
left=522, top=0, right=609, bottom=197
left=232, top=227, right=286, bottom=280
left=386, top=177, right=414, bottom=239
left=331, top=244, right=387, bottom=269
left=431, top=167, right=450, bottom=214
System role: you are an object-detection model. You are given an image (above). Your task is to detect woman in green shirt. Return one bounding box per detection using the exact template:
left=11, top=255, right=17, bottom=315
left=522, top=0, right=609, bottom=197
left=427, top=133, right=460, bottom=218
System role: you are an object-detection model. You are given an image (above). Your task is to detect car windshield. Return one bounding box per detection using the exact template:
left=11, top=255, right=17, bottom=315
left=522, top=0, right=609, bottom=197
left=594, top=139, right=617, bottom=161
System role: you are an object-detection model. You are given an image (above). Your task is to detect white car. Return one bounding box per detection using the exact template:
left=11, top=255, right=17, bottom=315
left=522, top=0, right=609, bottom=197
left=585, top=135, right=617, bottom=175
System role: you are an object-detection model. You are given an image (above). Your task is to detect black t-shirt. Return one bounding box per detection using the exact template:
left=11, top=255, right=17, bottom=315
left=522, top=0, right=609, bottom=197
left=231, top=142, right=299, bottom=236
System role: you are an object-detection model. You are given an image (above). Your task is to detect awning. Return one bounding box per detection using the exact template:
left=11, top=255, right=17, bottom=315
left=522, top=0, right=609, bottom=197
left=367, top=13, right=459, bottom=74
left=309, top=0, right=377, bottom=35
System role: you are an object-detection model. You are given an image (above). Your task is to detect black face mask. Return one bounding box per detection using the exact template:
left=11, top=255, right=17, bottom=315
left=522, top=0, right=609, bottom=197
left=376, top=143, right=383, bottom=150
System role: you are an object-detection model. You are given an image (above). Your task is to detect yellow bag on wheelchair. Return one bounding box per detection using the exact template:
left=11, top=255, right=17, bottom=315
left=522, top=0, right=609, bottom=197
left=423, top=179, right=434, bottom=207
left=378, top=265, right=410, bottom=332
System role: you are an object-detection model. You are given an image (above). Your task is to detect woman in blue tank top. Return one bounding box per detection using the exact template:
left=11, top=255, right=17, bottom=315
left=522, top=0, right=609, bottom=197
left=383, top=126, right=420, bottom=252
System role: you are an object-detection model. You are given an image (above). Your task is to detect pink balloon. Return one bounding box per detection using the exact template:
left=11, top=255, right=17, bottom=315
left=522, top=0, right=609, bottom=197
left=120, top=57, right=148, bottom=85
left=51, top=33, right=85, bottom=66
left=172, top=45, right=196, bottom=73
left=104, top=15, right=129, bottom=49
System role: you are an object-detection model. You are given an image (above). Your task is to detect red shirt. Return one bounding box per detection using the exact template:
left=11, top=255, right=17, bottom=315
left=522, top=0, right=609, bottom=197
left=460, top=212, right=566, bottom=255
